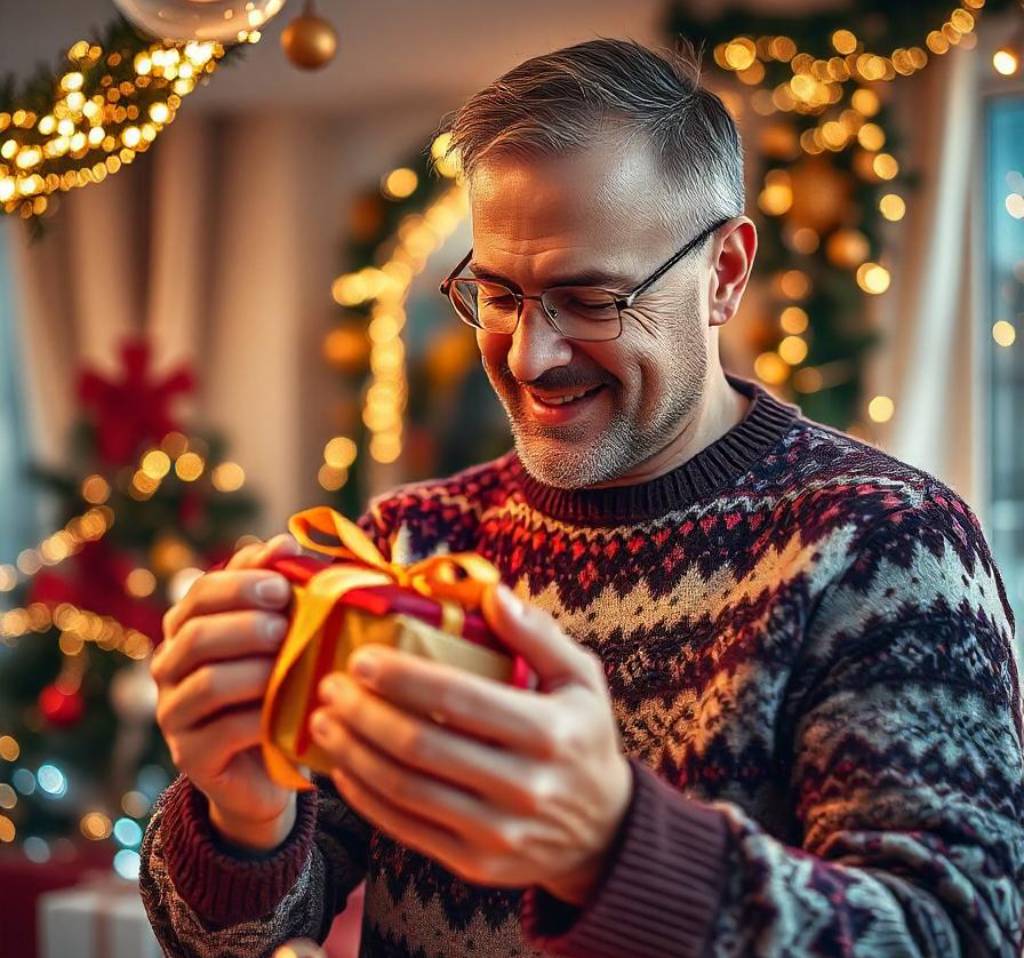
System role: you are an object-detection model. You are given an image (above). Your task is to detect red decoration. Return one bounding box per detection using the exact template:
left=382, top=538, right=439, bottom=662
left=78, top=336, right=195, bottom=466
left=38, top=684, right=84, bottom=727
left=26, top=539, right=165, bottom=643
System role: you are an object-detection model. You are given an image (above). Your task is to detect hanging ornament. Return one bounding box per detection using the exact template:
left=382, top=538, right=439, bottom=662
left=38, top=684, right=85, bottom=728
left=109, top=661, right=160, bottom=801
left=281, top=0, right=338, bottom=70
left=112, top=0, right=287, bottom=43
left=109, top=662, right=159, bottom=723
left=784, top=156, right=853, bottom=235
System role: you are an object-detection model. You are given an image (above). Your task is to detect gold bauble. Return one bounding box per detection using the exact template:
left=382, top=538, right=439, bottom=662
left=825, top=229, right=871, bottom=269
left=150, top=533, right=195, bottom=578
left=281, top=2, right=338, bottom=71
left=324, top=323, right=370, bottom=374
left=785, top=156, right=853, bottom=234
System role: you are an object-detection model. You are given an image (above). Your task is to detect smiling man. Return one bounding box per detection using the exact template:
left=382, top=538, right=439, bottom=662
left=141, top=39, right=1024, bottom=958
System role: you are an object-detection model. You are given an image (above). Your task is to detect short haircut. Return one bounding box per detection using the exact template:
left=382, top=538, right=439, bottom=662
left=441, top=37, right=745, bottom=233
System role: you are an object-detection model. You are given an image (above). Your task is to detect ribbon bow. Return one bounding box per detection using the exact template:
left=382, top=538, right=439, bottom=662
left=287, top=506, right=500, bottom=631
left=262, top=506, right=503, bottom=791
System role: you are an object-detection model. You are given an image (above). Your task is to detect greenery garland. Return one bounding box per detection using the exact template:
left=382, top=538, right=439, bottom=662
left=666, top=0, right=1017, bottom=428
left=0, top=17, right=240, bottom=231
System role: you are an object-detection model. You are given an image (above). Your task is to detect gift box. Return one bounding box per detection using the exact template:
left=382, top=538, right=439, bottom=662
left=37, top=876, right=161, bottom=958
left=0, top=849, right=113, bottom=958
left=260, top=506, right=532, bottom=791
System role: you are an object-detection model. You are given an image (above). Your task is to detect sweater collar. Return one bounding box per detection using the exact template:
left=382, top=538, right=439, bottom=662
left=513, top=373, right=800, bottom=524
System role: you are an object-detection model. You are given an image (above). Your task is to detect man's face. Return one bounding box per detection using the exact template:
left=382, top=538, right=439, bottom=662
left=469, top=135, right=714, bottom=489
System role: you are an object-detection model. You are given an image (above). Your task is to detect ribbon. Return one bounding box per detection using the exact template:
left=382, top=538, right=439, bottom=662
left=261, top=506, right=503, bottom=790
left=288, top=506, right=500, bottom=633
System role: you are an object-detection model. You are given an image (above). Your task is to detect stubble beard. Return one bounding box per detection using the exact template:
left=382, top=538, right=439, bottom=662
left=487, top=345, right=709, bottom=490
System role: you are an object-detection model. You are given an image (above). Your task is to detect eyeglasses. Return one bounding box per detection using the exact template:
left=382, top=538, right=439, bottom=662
left=439, top=216, right=732, bottom=343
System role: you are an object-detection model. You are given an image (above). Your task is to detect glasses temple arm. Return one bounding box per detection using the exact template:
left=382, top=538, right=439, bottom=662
left=440, top=248, right=474, bottom=294
left=621, top=216, right=732, bottom=307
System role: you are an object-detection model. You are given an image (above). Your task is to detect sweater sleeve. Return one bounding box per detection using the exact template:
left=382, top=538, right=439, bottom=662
left=522, top=487, right=1024, bottom=957
left=139, top=773, right=373, bottom=956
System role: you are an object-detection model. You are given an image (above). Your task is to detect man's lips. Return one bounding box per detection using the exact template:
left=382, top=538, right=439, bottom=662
left=522, top=383, right=608, bottom=424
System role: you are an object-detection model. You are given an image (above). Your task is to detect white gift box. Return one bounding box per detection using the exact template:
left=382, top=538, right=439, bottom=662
left=37, top=877, right=161, bottom=958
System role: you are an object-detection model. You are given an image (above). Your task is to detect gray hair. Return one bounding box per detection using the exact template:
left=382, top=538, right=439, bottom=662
left=440, top=37, right=745, bottom=233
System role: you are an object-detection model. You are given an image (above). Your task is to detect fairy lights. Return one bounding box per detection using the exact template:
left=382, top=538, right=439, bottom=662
left=0, top=599, right=153, bottom=659
left=325, top=134, right=468, bottom=479
left=0, top=30, right=232, bottom=220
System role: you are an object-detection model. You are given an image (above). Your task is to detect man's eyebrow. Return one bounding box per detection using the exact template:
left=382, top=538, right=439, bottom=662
left=467, top=261, right=633, bottom=290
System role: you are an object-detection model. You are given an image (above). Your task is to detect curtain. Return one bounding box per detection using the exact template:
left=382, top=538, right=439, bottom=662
left=865, top=43, right=986, bottom=511
left=0, top=219, right=41, bottom=577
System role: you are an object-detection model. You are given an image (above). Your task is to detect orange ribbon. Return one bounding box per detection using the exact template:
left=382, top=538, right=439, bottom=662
left=260, top=506, right=502, bottom=790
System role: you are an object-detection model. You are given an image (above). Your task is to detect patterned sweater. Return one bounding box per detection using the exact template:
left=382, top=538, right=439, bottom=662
left=139, top=374, right=1024, bottom=957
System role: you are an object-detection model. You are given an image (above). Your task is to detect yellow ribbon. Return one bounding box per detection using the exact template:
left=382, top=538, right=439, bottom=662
left=260, top=506, right=501, bottom=790
left=287, top=505, right=501, bottom=625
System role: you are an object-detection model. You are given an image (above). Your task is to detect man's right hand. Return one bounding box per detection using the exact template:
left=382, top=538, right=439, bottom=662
left=151, top=533, right=302, bottom=852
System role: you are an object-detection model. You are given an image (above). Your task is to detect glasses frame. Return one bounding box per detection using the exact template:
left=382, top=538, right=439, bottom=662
left=439, top=215, right=733, bottom=342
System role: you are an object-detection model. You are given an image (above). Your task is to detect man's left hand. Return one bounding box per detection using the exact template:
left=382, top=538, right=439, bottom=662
left=309, top=583, right=632, bottom=905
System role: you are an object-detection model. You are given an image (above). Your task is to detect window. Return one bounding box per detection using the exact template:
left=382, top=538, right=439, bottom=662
left=0, top=220, right=38, bottom=595
left=985, top=96, right=1024, bottom=624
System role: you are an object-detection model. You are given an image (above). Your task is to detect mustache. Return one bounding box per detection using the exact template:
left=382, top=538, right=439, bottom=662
left=499, top=366, right=613, bottom=392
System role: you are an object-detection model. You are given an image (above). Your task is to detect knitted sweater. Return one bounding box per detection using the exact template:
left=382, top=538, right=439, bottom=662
left=139, top=374, right=1024, bottom=958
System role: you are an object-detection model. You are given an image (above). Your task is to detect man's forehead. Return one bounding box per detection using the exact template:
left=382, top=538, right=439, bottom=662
left=467, top=142, right=682, bottom=281
left=469, top=139, right=665, bottom=229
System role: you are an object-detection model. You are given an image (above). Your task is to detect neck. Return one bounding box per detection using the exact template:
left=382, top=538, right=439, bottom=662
left=588, top=367, right=749, bottom=489
left=513, top=372, right=800, bottom=523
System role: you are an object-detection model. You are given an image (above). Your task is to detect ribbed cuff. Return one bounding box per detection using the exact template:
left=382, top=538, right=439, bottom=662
left=161, top=776, right=318, bottom=929
left=521, top=760, right=728, bottom=958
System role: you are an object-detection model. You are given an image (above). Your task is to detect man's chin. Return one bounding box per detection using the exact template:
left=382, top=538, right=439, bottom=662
left=512, top=434, right=612, bottom=489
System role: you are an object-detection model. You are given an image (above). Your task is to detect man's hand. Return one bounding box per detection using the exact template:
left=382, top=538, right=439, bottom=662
left=309, top=583, right=632, bottom=905
left=151, top=533, right=302, bottom=852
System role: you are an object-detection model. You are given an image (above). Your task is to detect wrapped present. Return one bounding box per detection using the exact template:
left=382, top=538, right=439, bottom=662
left=37, top=876, right=161, bottom=958
left=260, top=506, right=531, bottom=790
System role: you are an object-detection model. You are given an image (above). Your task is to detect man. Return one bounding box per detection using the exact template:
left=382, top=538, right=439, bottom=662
left=140, top=39, right=1024, bottom=958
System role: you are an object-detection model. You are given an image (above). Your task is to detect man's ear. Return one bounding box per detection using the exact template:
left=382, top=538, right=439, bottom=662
left=708, top=217, right=757, bottom=329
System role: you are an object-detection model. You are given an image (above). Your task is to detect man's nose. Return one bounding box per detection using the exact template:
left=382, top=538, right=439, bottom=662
left=506, top=298, right=574, bottom=383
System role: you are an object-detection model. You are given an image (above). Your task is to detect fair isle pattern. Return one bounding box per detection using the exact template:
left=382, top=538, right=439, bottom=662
left=140, top=380, right=1024, bottom=958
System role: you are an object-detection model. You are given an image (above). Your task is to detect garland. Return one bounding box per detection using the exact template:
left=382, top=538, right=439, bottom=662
left=324, top=135, right=466, bottom=513
left=0, top=17, right=243, bottom=227
left=666, top=0, right=1017, bottom=428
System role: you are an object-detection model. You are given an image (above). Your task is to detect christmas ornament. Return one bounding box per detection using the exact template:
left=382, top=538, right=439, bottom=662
left=38, top=684, right=84, bottom=727
left=281, top=0, right=338, bottom=70
left=826, top=229, right=871, bottom=270
left=109, top=662, right=159, bottom=723
left=785, top=157, right=853, bottom=235
left=112, top=0, right=287, bottom=43
left=78, top=337, right=195, bottom=467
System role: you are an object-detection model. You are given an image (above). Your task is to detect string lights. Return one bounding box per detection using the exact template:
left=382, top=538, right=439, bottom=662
left=0, top=19, right=254, bottom=221
left=713, top=2, right=987, bottom=97
left=670, top=0, right=1021, bottom=433
left=0, top=431, right=245, bottom=595
left=324, top=133, right=467, bottom=485
left=0, top=505, right=113, bottom=594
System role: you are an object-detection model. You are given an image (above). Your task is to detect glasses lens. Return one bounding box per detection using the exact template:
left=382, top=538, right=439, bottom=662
left=543, top=287, right=621, bottom=341
left=450, top=279, right=519, bottom=333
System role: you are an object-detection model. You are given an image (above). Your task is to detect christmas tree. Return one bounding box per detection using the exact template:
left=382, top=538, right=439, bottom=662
left=0, top=335, right=260, bottom=877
